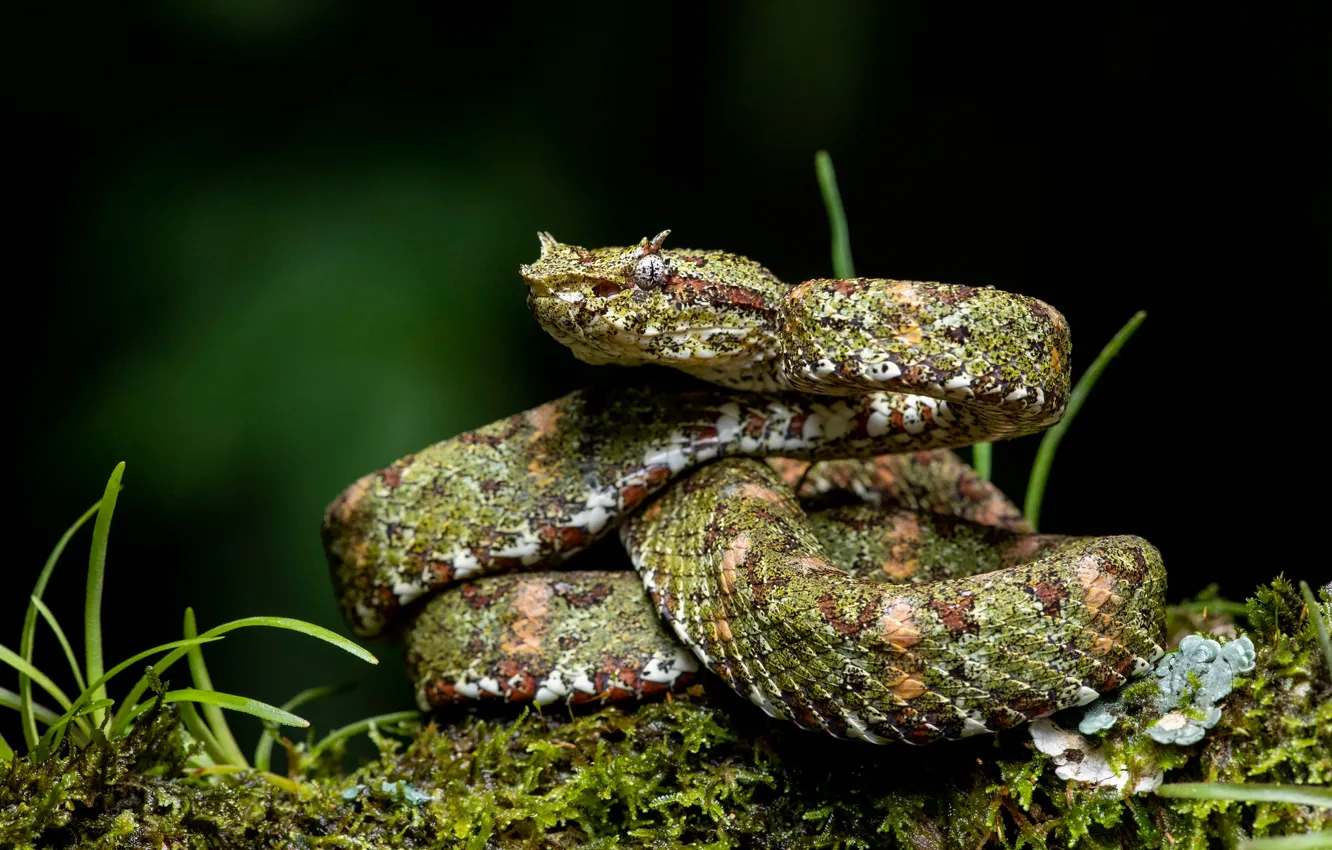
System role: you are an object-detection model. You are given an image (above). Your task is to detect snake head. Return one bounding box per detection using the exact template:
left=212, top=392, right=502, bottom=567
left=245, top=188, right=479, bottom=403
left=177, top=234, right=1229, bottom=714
left=521, top=232, right=791, bottom=388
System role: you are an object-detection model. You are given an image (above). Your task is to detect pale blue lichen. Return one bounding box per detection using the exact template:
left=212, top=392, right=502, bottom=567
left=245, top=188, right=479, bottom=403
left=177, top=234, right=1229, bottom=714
left=340, top=780, right=433, bottom=805
left=1146, top=634, right=1255, bottom=744
left=1077, top=700, right=1121, bottom=735
left=1071, top=634, right=1255, bottom=742
left=381, top=780, right=433, bottom=805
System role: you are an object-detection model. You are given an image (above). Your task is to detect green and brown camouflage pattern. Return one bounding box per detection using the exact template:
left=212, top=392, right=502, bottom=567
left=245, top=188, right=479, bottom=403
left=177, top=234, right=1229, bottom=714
left=624, top=459, right=1164, bottom=744
left=322, top=232, right=1167, bottom=744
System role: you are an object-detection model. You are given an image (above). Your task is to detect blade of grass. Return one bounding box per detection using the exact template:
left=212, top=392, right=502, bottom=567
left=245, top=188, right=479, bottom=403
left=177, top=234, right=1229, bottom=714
left=815, top=151, right=855, bottom=279
left=189, top=763, right=303, bottom=794
left=36, top=636, right=222, bottom=759
left=309, top=710, right=420, bottom=758
left=178, top=698, right=230, bottom=765
left=1299, top=580, right=1332, bottom=680
left=46, top=699, right=114, bottom=754
left=165, top=688, right=309, bottom=728
left=972, top=444, right=992, bottom=481
left=1, top=642, right=84, bottom=731
left=112, top=616, right=375, bottom=737
left=69, top=699, right=114, bottom=719
left=85, top=462, right=126, bottom=727
left=1, top=687, right=90, bottom=747
left=19, top=500, right=100, bottom=750
left=117, top=696, right=159, bottom=727
left=30, top=597, right=88, bottom=694
left=1239, top=832, right=1332, bottom=850
left=183, top=608, right=248, bottom=768
left=0, top=730, right=11, bottom=761
left=254, top=683, right=351, bottom=772
left=1024, top=311, right=1146, bottom=530
left=1, top=686, right=66, bottom=727
left=1155, top=782, right=1332, bottom=808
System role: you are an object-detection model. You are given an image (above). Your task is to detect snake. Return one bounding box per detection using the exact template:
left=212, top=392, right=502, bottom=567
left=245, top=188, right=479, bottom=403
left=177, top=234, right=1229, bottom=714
left=322, top=231, right=1167, bottom=745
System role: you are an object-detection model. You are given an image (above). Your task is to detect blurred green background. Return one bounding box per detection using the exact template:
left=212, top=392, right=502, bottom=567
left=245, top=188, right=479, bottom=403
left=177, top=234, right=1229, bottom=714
left=7, top=4, right=1320, bottom=746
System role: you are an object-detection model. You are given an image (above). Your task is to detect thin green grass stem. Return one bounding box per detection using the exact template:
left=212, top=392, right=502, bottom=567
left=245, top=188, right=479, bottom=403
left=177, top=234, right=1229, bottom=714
left=309, top=710, right=420, bottom=759
left=0, top=686, right=63, bottom=726
left=815, top=151, right=855, bottom=279
left=0, top=686, right=89, bottom=747
left=972, top=444, right=992, bottom=481
left=19, top=500, right=100, bottom=750
left=254, top=683, right=350, bottom=772
left=1299, top=581, right=1332, bottom=680
left=178, top=699, right=230, bottom=766
left=36, top=636, right=221, bottom=759
left=1024, top=311, right=1146, bottom=530
left=30, top=597, right=88, bottom=694
left=164, top=688, right=308, bottom=728
left=1, top=643, right=84, bottom=732
left=183, top=608, right=249, bottom=767
left=85, top=462, right=126, bottom=727
left=111, top=616, right=373, bottom=737
left=45, top=699, right=113, bottom=754
left=1155, top=782, right=1331, bottom=808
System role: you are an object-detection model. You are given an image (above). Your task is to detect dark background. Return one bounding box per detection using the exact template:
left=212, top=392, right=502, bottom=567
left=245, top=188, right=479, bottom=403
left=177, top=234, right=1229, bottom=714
left=6, top=4, right=1325, bottom=746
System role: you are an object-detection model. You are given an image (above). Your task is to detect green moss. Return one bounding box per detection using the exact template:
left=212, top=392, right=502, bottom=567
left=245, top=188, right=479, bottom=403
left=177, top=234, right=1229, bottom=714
left=3, top=579, right=1329, bottom=849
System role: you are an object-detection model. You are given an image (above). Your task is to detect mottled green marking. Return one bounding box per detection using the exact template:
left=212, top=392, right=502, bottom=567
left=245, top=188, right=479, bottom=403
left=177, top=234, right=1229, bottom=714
left=323, top=232, right=1167, bottom=744
left=807, top=505, right=1065, bottom=585
left=402, top=571, right=696, bottom=710
left=624, top=459, right=1165, bottom=744
left=769, top=450, right=1032, bottom=531
left=324, top=385, right=1053, bottom=637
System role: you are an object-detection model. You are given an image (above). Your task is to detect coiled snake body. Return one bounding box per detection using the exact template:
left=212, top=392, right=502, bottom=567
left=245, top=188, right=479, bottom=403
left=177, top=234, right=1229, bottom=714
left=323, top=232, right=1166, bottom=745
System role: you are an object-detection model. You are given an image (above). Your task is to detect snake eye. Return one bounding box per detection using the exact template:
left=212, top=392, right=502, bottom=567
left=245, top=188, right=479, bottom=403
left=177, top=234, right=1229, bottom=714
left=633, top=254, right=668, bottom=288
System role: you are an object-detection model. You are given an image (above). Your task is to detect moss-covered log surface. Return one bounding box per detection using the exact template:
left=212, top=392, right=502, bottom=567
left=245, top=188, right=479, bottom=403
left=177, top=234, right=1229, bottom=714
left=3, top=578, right=1328, bottom=849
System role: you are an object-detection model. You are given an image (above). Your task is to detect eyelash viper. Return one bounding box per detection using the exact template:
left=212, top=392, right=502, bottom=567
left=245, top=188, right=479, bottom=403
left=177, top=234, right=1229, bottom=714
left=322, top=232, right=1166, bottom=745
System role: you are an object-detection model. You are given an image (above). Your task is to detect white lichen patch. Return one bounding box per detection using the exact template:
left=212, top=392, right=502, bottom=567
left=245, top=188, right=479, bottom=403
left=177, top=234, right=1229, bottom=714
left=1029, top=718, right=1163, bottom=793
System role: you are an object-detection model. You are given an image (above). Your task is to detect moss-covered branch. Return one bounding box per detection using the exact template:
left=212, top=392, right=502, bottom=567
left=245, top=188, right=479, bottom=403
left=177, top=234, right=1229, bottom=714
left=4, top=578, right=1328, bottom=849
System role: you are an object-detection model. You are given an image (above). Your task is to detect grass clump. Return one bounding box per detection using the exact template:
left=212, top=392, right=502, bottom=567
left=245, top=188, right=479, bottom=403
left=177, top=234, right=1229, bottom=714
left=1, top=463, right=385, bottom=837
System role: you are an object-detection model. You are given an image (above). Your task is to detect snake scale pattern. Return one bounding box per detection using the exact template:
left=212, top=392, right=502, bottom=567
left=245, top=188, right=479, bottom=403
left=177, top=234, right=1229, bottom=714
left=323, top=231, right=1166, bottom=745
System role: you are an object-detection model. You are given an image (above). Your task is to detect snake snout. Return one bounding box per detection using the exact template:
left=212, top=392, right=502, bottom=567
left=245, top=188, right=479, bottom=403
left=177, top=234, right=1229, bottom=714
left=519, top=265, right=551, bottom=296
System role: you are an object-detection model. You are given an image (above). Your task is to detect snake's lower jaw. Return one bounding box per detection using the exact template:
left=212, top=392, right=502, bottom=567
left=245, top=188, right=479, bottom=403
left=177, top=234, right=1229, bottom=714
left=526, top=293, right=602, bottom=352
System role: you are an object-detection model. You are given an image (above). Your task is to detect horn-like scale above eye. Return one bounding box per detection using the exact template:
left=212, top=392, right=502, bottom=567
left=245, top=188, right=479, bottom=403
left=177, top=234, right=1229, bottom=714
left=634, top=253, right=668, bottom=288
